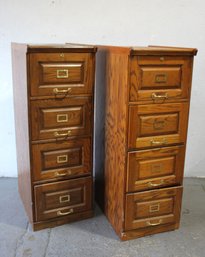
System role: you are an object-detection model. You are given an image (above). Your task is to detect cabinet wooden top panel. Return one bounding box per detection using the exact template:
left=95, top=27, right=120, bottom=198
left=11, top=43, right=97, bottom=53
left=97, top=45, right=197, bottom=56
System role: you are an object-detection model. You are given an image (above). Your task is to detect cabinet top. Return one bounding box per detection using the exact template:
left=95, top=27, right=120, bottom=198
left=11, top=43, right=97, bottom=53
left=130, top=45, right=198, bottom=56
left=97, top=45, right=197, bottom=56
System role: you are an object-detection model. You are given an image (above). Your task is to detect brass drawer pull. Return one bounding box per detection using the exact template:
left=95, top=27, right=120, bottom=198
left=151, top=92, right=168, bottom=100
left=148, top=180, right=164, bottom=187
left=146, top=219, right=162, bottom=226
left=53, top=87, right=72, bottom=94
left=54, top=130, right=71, bottom=137
left=57, top=208, right=73, bottom=216
left=151, top=138, right=167, bottom=146
left=55, top=170, right=72, bottom=177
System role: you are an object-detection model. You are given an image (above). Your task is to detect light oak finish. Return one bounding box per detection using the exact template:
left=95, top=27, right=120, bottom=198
left=12, top=43, right=96, bottom=230
left=95, top=45, right=197, bottom=240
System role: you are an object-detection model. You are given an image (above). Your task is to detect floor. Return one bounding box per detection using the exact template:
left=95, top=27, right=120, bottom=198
left=0, top=178, right=205, bottom=257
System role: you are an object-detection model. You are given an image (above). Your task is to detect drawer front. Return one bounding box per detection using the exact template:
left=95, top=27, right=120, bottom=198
left=31, top=97, right=92, bottom=140
left=32, top=138, right=91, bottom=181
left=125, top=186, right=182, bottom=231
left=34, top=177, right=92, bottom=221
left=127, top=146, right=185, bottom=192
left=128, top=102, right=189, bottom=149
left=29, top=53, right=94, bottom=96
left=129, top=56, right=193, bottom=102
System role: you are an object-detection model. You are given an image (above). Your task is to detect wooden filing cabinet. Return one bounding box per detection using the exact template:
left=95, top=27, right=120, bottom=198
left=95, top=45, right=197, bottom=240
left=12, top=43, right=96, bottom=230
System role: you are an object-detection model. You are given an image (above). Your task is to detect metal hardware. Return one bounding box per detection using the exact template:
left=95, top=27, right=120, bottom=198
left=59, top=195, right=70, bottom=203
left=160, top=57, right=165, bottom=61
left=149, top=203, right=160, bottom=213
left=155, top=74, right=167, bottom=83
left=148, top=180, right=164, bottom=187
left=56, top=69, right=69, bottom=78
left=55, top=170, right=72, bottom=177
left=59, top=53, right=64, bottom=57
left=57, top=208, right=73, bottom=216
left=150, top=138, right=167, bottom=146
left=54, top=130, right=71, bottom=137
left=57, top=155, right=68, bottom=164
left=146, top=219, right=162, bottom=226
left=53, top=87, right=72, bottom=94
left=57, top=114, right=68, bottom=123
left=153, top=120, right=165, bottom=130
left=151, top=92, right=168, bottom=101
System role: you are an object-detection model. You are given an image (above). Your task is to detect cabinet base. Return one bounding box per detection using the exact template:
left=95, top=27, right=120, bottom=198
left=32, top=210, right=94, bottom=231
left=120, top=223, right=180, bottom=241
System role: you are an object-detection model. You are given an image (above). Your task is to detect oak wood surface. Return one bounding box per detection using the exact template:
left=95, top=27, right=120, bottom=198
left=95, top=45, right=197, bottom=240
left=125, top=186, right=182, bottom=230
left=32, top=137, right=91, bottom=182
left=30, top=96, right=92, bottom=141
left=12, top=43, right=96, bottom=230
left=34, top=176, right=92, bottom=221
left=30, top=52, right=95, bottom=96
left=12, top=43, right=34, bottom=222
left=127, top=145, right=185, bottom=192
left=130, top=56, right=194, bottom=102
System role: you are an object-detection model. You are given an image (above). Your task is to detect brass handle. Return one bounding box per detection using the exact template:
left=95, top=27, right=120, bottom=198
left=148, top=180, right=164, bottom=187
left=54, top=130, right=71, bottom=137
left=151, top=93, right=168, bottom=100
left=146, top=219, right=162, bottom=226
left=150, top=138, right=167, bottom=146
left=55, top=170, right=72, bottom=177
left=53, top=88, right=71, bottom=94
left=57, top=208, right=73, bottom=216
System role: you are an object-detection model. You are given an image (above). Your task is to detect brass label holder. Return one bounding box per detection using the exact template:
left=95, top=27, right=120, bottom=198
left=57, top=155, right=68, bottom=164
left=57, top=114, right=68, bottom=123
left=155, top=74, right=167, bottom=83
left=149, top=203, right=160, bottom=213
left=59, top=195, right=70, bottom=203
left=56, top=69, right=69, bottom=78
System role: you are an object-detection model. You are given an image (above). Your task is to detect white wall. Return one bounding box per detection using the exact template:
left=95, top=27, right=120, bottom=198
left=0, top=0, right=204, bottom=177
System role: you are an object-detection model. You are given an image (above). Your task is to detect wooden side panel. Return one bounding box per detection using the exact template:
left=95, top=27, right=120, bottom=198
left=103, top=48, right=130, bottom=235
left=12, top=43, right=33, bottom=222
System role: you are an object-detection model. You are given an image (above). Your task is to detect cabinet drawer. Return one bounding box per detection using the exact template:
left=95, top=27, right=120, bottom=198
left=125, top=186, right=182, bottom=231
left=126, top=145, right=185, bottom=192
left=32, top=138, right=91, bottom=181
left=129, top=56, right=193, bottom=102
left=29, top=53, right=94, bottom=96
left=34, top=177, right=92, bottom=221
left=31, top=97, right=92, bottom=140
left=128, top=102, right=189, bottom=149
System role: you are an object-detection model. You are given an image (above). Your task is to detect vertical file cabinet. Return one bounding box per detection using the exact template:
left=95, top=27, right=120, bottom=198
left=12, top=43, right=96, bottom=230
left=95, top=45, right=197, bottom=240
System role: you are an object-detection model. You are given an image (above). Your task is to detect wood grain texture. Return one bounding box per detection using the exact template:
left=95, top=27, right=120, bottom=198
left=95, top=46, right=130, bottom=236
left=30, top=96, right=92, bottom=141
left=130, top=56, right=194, bottom=103
left=12, top=43, right=34, bottom=222
left=125, top=186, right=183, bottom=230
left=96, top=45, right=197, bottom=240
left=127, top=145, right=185, bottom=192
left=29, top=52, right=95, bottom=96
left=34, top=176, right=92, bottom=221
left=12, top=43, right=96, bottom=230
left=32, top=137, right=91, bottom=182
left=128, top=102, right=189, bottom=149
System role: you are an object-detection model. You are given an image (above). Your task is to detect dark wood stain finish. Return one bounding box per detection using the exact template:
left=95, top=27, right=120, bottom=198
left=95, top=45, right=197, bottom=240
left=12, top=43, right=96, bottom=230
